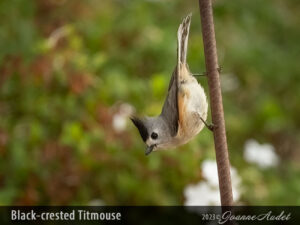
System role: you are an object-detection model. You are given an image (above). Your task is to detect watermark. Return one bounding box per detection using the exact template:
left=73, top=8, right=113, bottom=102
left=202, top=210, right=291, bottom=224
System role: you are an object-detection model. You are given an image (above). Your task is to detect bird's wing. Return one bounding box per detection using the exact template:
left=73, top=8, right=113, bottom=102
left=160, top=14, right=192, bottom=137
left=160, top=68, right=179, bottom=137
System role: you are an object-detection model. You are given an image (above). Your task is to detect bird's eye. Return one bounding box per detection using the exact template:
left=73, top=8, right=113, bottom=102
left=151, top=132, right=158, bottom=139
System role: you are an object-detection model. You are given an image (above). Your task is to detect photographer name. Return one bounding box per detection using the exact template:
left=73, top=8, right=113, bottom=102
left=219, top=210, right=291, bottom=224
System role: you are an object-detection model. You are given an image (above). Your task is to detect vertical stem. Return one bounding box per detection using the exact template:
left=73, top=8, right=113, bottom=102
left=198, top=0, right=233, bottom=206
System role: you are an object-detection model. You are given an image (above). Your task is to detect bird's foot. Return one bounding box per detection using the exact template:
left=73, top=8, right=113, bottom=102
left=199, top=116, right=216, bottom=132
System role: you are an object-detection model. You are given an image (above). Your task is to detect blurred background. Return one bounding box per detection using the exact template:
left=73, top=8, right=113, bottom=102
left=0, top=0, right=299, bottom=205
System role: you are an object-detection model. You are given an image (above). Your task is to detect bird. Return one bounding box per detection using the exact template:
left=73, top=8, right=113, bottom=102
left=131, top=13, right=208, bottom=155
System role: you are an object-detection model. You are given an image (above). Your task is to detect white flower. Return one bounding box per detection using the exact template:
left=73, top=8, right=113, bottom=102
left=184, top=160, right=241, bottom=206
left=112, top=103, right=134, bottom=132
left=231, top=167, right=241, bottom=201
left=112, top=114, right=127, bottom=132
left=202, top=160, right=219, bottom=186
left=184, top=182, right=220, bottom=206
left=244, top=139, right=279, bottom=168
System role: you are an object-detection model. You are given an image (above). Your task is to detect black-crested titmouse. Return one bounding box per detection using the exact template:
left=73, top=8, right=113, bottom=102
left=131, top=14, right=208, bottom=155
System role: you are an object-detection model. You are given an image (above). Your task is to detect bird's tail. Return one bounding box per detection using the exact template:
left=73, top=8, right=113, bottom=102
left=177, top=13, right=192, bottom=65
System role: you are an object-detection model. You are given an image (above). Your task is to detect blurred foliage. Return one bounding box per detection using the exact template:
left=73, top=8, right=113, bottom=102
left=0, top=0, right=299, bottom=205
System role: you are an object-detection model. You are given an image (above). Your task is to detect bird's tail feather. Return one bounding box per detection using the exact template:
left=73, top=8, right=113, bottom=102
left=177, top=13, right=192, bottom=65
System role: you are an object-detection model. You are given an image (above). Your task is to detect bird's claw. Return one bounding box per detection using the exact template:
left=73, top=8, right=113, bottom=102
left=207, top=123, right=217, bottom=131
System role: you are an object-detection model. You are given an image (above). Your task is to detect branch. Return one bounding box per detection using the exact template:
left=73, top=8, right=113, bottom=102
left=198, top=0, right=233, bottom=206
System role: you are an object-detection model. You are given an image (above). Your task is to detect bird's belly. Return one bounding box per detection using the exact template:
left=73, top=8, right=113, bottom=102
left=185, top=82, right=207, bottom=114
left=176, top=80, right=208, bottom=145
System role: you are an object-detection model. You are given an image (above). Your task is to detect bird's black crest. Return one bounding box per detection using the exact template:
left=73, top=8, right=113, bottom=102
left=130, top=117, right=148, bottom=142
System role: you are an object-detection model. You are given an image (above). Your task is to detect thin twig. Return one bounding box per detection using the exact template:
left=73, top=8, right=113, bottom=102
left=198, top=0, right=233, bottom=206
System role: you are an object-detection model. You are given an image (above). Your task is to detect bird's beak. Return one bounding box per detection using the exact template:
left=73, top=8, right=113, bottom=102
left=145, top=145, right=155, bottom=156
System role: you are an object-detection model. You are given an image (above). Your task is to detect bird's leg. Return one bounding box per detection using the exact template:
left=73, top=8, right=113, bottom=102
left=192, top=72, right=207, bottom=77
left=199, top=116, right=216, bottom=131
left=193, top=66, right=222, bottom=78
